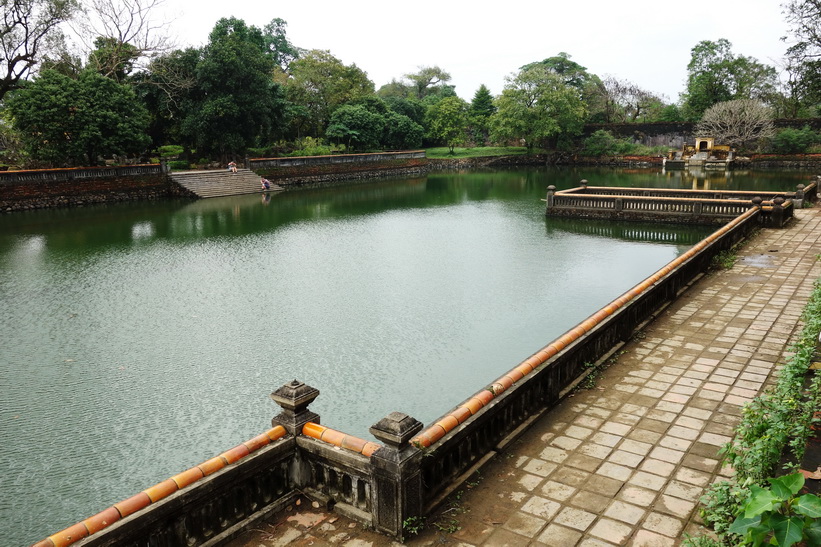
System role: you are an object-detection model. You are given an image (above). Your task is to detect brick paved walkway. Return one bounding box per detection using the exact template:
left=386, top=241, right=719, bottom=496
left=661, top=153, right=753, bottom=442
left=227, top=206, right=821, bottom=547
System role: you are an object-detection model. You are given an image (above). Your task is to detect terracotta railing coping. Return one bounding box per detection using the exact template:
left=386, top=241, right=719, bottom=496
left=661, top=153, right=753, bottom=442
left=302, top=422, right=382, bottom=457
left=33, top=425, right=288, bottom=547
left=411, top=208, right=758, bottom=448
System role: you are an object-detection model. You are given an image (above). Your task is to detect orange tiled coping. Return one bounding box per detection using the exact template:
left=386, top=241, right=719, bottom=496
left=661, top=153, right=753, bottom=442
left=411, top=208, right=758, bottom=448
left=33, top=426, right=288, bottom=547
left=302, top=422, right=382, bottom=457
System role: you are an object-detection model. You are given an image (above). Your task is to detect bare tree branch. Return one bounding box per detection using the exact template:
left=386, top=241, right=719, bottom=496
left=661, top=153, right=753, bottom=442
left=70, top=0, right=174, bottom=78
left=0, top=0, right=77, bottom=99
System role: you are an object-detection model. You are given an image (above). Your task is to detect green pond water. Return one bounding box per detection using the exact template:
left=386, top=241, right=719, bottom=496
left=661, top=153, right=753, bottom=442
left=0, top=166, right=811, bottom=546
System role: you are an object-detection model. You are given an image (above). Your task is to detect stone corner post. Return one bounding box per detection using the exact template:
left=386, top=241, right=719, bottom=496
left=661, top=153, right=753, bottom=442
left=546, top=185, right=556, bottom=211
left=794, top=184, right=805, bottom=209
left=270, top=380, right=320, bottom=436
left=772, top=196, right=786, bottom=228
left=368, top=412, right=424, bottom=540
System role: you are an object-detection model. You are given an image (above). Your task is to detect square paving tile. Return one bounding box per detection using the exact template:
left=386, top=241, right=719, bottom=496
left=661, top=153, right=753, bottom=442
left=521, top=496, right=562, bottom=520
left=589, top=518, right=632, bottom=544
left=536, top=524, right=583, bottom=546
left=553, top=507, right=596, bottom=531
left=603, top=500, right=646, bottom=524
left=502, top=511, right=546, bottom=538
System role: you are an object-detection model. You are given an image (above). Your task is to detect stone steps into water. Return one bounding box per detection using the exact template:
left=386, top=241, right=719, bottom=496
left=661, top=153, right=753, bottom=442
left=170, top=169, right=283, bottom=198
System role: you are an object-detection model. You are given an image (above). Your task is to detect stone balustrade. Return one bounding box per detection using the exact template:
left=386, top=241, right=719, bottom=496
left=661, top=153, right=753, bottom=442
left=544, top=182, right=815, bottom=227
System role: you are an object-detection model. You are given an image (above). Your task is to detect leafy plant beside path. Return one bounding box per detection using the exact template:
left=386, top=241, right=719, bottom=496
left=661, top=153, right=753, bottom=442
left=697, top=278, right=821, bottom=545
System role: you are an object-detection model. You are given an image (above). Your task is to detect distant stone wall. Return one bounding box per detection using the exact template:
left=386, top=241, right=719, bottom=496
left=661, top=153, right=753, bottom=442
left=0, top=165, right=190, bottom=213
left=256, top=159, right=429, bottom=189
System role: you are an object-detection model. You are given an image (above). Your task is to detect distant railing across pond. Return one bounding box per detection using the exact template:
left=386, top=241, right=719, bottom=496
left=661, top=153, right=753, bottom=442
left=248, top=151, right=426, bottom=170
left=0, top=164, right=167, bottom=185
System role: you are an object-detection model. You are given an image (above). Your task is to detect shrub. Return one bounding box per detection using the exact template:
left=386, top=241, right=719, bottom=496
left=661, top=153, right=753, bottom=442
left=728, top=473, right=821, bottom=546
left=288, top=137, right=333, bottom=157
left=168, top=160, right=189, bottom=170
left=770, top=126, right=819, bottom=154
left=583, top=130, right=620, bottom=156
left=157, top=145, right=184, bottom=159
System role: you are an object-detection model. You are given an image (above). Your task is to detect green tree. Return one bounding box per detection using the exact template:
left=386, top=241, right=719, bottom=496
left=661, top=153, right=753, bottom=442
left=588, top=76, right=666, bottom=123
left=7, top=68, right=150, bottom=165
left=490, top=66, right=587, bottom=152
left=426, top=95, right=468, bottom=153
left=134, top=46, right=200, bottom=149
left=520, top=52, right=595, bottom=91
left=0, top=0, right=78, bottom=101
left=383, top=111, right=423, bottom=150
left=384, top=96, right=425, bottom=126
left=770, top=125, right=819, bottom=154
left=182, top=17, right=286, bottom=159
left=262, top=18, right=300, bottom=71
left=325, top=104, right=384, bottom=151
left=681, top=39, right=777, bottom=120
left=376, top=78, right=413, bottom=99
left=285, top=49, right=374, bottom=137
left=87, top=36, right=139, bottom=82
left=405, top=65, right=451, bottom=100
left=469, top=84, right=495, bottom=145
left=782, top=1, right=821, bottom=116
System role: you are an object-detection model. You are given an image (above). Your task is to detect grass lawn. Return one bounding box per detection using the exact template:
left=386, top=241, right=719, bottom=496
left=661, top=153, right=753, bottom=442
left=424, top=146, right=529, bottom=159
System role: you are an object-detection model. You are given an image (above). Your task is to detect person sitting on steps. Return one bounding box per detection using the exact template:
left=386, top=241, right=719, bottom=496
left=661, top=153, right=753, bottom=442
left=227, top=161, right=237, bottom=173
left=260, top=177, right=271, bottom=191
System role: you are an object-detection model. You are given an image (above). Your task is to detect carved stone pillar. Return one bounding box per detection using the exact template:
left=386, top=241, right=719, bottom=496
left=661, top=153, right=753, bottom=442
left=270, top=380, right=320, bottom=436
left=546, top=185, right=556, bottom=210
left=368, top=412, right=424, bottom=540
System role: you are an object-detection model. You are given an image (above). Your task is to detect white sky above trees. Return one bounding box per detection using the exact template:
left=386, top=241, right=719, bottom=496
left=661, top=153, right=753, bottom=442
left=160, top=0, right=790, bottom=103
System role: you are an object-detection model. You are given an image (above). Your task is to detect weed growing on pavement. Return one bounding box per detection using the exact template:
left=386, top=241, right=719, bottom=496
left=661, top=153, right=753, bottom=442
left=402, top=515, right=425, bottom=536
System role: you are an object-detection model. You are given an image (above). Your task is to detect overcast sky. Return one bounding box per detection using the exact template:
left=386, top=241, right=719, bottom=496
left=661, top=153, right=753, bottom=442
left=159, top=0, right=791, bottom=103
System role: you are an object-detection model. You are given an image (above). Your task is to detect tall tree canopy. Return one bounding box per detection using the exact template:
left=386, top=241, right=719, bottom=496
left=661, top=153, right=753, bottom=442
left=521, top=52, right=595, bottom=91
left=182, top=17, right=286, bottom=158
left=490, top=66, right=587, bottom=151
left=781, top=0, right=821, bottom=116
left=588, top=76, right=666, bottom=123
left=681, top=39, right=777, bottom=120
left=285, top=49, right=374, bottom=137
left=7, top=68, right=150, bottom=165
left=426, top=95, right=468, bottom=152
left=469, top=84, right=495, bottom=145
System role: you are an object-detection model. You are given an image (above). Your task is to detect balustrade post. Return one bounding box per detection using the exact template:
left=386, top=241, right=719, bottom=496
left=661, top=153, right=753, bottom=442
left=693, top=202, right=703, bottom=216
left=794, top=184, right=805, bottom=209
left=579, top=179, right=588, bottom=191
left=615, top=198, right=623, bottom=212
left=368, top=412, right=424, bottom=540
left=270, top=380, right=320, bottom=435
left=772, top=197, right=786, bottom=227
left=545, top=185, right=556, bottom=211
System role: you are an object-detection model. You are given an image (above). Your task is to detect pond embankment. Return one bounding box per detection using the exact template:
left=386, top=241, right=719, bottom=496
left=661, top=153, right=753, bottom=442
left=3, top=151, right=821, bottom=213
